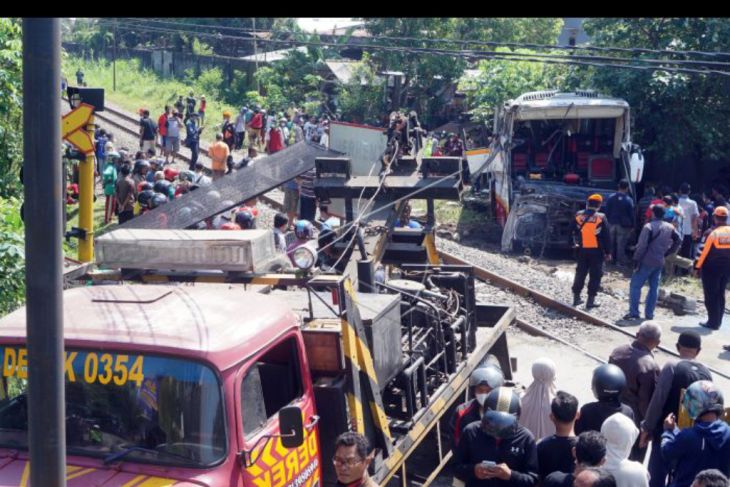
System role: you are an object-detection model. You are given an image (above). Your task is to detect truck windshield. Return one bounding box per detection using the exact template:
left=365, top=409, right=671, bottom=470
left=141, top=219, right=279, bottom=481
left=0, top=346, right=226, bottom=468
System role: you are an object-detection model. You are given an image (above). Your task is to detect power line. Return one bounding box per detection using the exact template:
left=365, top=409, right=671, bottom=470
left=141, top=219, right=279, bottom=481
left=115, top=17, right=730, bottom=60
left=103, top=19, right=730, bottom=71
left=98, top=20, right=730, bottom=77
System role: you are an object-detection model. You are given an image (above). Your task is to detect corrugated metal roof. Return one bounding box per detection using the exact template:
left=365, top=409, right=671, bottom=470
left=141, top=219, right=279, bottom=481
left=239, top=46, right=309, bottom=63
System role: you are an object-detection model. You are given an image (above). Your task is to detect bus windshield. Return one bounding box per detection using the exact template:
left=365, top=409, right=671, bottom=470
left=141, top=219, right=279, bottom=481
left=0, top=347, right=226, bottom=468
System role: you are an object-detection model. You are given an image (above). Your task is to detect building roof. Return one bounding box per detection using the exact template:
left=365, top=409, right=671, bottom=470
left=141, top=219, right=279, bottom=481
left=0, top=285, right=299, bottom=371
left=239, top=46, right=309, bottom=63
left=296, top=18, right=366, bottom=35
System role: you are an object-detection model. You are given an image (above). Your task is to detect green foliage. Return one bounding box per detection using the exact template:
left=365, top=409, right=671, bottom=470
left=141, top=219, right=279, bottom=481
left=0, top=18, right=23, bottom=199
left=458, top=49, right=572, bottom=125
left=360, top=18, right=564, bottom=126
left=0, top=197, right=25, bottom=316
left=338, top=55, right=385, bottom=124
left=62, top=56, right=238, bottom=146
left=191, top=38, right=214, bottom=56
left=581, top=18, right=730, bottom=182
left=196, top=66, right=223, bottom=101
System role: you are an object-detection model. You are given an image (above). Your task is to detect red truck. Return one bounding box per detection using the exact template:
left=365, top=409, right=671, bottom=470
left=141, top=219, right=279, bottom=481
left=0, top=274, right=513, bottom=486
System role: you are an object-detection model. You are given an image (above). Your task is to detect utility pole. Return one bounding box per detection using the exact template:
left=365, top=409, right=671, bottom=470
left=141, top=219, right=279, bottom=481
left=22, top=17, right=66, bottom=487
left=113, top=18, right=117, bottom=91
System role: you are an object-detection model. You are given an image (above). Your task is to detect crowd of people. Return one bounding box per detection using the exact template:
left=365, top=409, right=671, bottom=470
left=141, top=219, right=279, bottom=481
left=571, top=180, right=730, bottom=348
left=446, top=327, right=729, bottom=487
left=138, top=97, right=334, bottom=176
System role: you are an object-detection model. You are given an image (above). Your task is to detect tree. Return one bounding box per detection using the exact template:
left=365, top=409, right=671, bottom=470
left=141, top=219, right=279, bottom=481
left=360, top=18, right=564, bottom=126
left=458, top=48, right=572, bottom=126
left=581, top=18, right=730, bottom=187
left=0, top=18, right=24, bottom=316
left=0, top=18, right=22, bottom=199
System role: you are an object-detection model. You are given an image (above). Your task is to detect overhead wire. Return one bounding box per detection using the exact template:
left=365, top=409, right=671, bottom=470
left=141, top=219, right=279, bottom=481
left=114, top=17, right=730, bottom=60
left=97, top=19, right=730, bottom=77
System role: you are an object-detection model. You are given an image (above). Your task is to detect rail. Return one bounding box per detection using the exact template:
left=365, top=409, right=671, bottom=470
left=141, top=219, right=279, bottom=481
left=439, top=250, right=730, bottom=382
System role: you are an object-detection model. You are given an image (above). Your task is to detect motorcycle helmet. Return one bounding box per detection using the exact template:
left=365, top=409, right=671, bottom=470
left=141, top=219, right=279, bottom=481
left=482, top=387, right=521, bottom=439
left=149, top=193, right=168, bottom=209
left=294, top=220, right=314, bottom=240
left=592, top=364, right=626, bottom=402
left=137, top=189, right=155, bottom=209
left=153, top=180, right=172, bottom=196
left=234, top=210, right=256, bottom=229
left=682, top=380, right=725, bottom=420
left=469, top=365, right=505, bottom=390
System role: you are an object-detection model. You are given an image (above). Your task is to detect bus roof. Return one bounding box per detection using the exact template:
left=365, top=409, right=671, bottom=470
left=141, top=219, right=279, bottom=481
left=507, top=90, right=629, bottom=120
left=0, top=284, right=299, bottom=371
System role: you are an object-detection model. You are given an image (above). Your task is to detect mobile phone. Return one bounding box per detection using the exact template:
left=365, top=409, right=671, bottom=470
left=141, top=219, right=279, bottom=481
left=481, top=460, right=496, bottom=468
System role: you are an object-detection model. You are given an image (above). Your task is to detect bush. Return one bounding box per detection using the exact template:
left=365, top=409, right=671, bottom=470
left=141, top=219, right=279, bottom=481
left=0, top=197, right=25, bottom=316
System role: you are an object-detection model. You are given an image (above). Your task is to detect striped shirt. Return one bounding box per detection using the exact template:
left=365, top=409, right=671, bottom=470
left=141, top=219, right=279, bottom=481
left=299, top=169, right=316, bottom=199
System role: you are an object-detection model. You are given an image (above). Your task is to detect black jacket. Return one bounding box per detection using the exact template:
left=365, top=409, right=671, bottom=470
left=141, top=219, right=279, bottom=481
left=574, top=400, right=635, bottom=435
left=449, top=399, right=483, bottom=450
left=453, top=422, right=538, bottom=487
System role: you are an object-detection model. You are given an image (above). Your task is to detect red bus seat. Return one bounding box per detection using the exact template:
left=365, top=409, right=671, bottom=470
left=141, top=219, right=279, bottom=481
left=535, top=153, right=549, bottom=169
left=588, top=155, right=614, bottom=181
left=512, top=153, right=528, bottom=172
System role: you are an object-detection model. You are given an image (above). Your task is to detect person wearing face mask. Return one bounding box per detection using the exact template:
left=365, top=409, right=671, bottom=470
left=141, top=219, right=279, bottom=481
left=449, top=364, right=506, bottom=450
left=453, top=387, right=539, bottom=487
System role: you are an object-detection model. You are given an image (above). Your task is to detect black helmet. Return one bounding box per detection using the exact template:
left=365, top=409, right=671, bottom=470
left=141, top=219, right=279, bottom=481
left=482, top=387, right=521, bottom=439
left=149, top=193, right=168, bottom=209
left=139, top=182, right=153, bottom=192
left=137, top=189, right=155, bottom=208
left=153, top=180, right=172, bottom=195
left=234, top=210, right=256, bottom=229
left=133, top=159, right=150, bottom=173
left=469, top=365, right=505, bottom=390
left=592, top=364, right=626, bottom=402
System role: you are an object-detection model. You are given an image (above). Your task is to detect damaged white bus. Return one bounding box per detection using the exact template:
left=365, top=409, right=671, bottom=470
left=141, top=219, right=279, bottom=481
left=475, top=90, right=645, bottom=252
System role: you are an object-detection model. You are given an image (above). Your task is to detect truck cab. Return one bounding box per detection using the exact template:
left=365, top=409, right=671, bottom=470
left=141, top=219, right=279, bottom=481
left=484, top=90, right=645, bottom=251
left=0, top=285, right=320, bottom=486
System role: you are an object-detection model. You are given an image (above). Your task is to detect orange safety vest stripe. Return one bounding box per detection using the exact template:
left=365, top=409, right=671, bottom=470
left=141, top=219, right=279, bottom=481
left=577, top=213, right=603, bottom=249
left=696, top=225, right=730, bottom=269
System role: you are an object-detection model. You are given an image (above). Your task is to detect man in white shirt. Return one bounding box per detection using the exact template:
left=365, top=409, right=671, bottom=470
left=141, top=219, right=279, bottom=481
left=678, top=182, right=700, bottom=260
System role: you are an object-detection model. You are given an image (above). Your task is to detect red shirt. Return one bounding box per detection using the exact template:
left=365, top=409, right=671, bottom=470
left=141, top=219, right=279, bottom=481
left=267, top=128, right=285, bottom=153
left=200, top=99, right=206, bottom=112
left=158, top=113, right=168, bottom=137
left=250, top=112, right=263, bottom=129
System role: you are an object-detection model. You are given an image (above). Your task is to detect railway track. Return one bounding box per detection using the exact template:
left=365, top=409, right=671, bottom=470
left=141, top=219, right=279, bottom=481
left=440, top=250, right=730, bottom=383
left=92, top=104, right=213, bottom=164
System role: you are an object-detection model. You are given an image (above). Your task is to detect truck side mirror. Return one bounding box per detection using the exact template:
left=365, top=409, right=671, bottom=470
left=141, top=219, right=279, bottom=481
left=279, top=406, right=304, bottom=448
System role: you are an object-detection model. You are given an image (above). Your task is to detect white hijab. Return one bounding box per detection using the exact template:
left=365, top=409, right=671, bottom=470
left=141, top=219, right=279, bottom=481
left=518, top=357, right=557, bottom=440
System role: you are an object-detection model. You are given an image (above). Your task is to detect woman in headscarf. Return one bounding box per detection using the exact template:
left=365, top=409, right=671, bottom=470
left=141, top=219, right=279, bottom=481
left=518, top=357, right=557, bottom=440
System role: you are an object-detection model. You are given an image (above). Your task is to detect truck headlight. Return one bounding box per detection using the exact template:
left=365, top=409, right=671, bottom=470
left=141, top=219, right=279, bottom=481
left=293, top=246, right=317, bottom=270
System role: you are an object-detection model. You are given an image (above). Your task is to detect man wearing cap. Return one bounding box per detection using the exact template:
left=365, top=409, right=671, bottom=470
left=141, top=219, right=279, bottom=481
left=694, top=206, right=730, bottom=330
left=572, top=194, right=611, bottom=309
left=624, top=204, right=682, bottom=321
left=639, top=331, right=712, bottom=487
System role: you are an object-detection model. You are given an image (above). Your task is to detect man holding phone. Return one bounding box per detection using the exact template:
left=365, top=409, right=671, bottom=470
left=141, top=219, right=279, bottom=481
left=453, top=387, right=539, bottom=487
